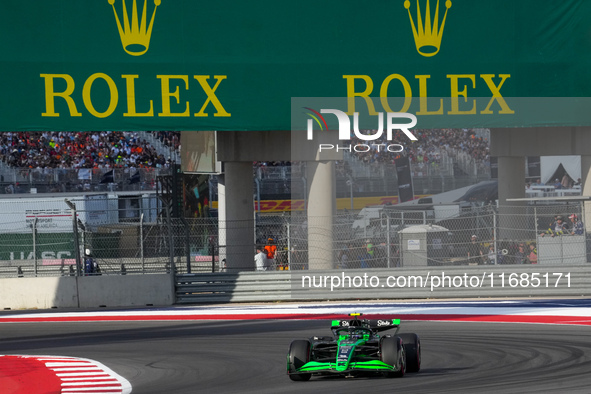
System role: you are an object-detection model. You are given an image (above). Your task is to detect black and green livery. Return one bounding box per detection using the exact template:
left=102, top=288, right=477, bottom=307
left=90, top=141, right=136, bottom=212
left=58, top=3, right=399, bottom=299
left=287, top=313, right=420, bottom=381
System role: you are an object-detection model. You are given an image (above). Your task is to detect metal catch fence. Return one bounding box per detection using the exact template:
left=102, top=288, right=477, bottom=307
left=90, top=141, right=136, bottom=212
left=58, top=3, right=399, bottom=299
left=0, top=198, right=588, bottom=278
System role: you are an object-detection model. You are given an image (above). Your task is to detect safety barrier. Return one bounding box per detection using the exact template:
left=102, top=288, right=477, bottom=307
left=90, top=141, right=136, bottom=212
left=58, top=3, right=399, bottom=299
left=0, top=274, right=174, bottom=310
left=175, top=265, right=591, bottom=303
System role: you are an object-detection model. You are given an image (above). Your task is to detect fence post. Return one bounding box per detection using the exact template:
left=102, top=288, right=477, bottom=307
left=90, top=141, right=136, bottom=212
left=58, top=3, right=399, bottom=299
left=386, top=213, right=391, bottom=268
left=65, top=199, right=81, bottom=276
left=534, top=205, right=538, bottom=237
left=33, top=217, right=38, bottom=276
left=209, top=178, right=214, bottom=207
left=255, top=178, right=261, bottom=213
left=582, top=201, right=588, bottom=263
left=253, top=208, right=257, bottom=247
left=400, top=237, right=404, bottom=267
left=347, top=175, right=354, bottom=210
left=140, top=213, right=145, bottom=273
left=302, top=176, right=307, bottom=209
left=165, top=205, right=175, bottom=273
left=287, top=221, right=291, bottom=269
left=493, top=209, right=498, bottom=265
left=79, top=220, right=85, bottom=261
left=210, top=236, right=216, bottom=273
left=181, top=217, right=191, bottom=274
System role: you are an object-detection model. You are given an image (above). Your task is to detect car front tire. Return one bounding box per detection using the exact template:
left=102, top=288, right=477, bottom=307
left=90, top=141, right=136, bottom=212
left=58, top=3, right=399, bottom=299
left=288, top=340, right=312, bottom=381
left=399, top=333, right=421, bottom=372
left=381, top=336, right=406, bottom=378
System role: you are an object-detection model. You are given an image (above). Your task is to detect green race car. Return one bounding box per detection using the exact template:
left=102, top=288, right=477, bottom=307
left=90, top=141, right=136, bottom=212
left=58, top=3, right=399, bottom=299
left=287, top=313, right=420, bottom=381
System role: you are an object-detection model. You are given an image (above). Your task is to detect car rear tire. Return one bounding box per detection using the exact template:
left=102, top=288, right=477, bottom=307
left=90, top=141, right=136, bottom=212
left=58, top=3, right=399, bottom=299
left=288, top=340, right=312, bottom=381
left=381, top=336, right=405, bottom=378
left=399, top=333, right=421, bottom=372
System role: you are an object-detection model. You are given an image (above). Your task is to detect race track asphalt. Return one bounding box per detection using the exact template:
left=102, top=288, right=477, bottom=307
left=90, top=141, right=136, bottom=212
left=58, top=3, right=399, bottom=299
left=1, top=319, right=591, bottom=393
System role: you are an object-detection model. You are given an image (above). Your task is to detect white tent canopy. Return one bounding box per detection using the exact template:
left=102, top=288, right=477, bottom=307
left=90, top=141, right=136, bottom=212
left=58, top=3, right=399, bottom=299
left=540, top=156, right=581, bottom=184
left=399, top=224, right=450, bottom=234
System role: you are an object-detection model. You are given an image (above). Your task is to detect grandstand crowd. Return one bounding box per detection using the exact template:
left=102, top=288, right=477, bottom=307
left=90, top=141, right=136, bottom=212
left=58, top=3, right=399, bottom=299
left=248, top=129, right=490, bottom=176
left=153, top=131, right=181, bottom=158
left=0, top=129, right=491, bottom=179
left=0, top=131, right=173, bottom=169
left=348, top=128, right=490, bottom=167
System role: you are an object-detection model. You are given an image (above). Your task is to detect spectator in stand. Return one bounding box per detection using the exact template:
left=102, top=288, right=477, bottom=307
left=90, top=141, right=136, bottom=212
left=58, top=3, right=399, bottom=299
left=252, top=129, right=490, bottom=176
left=487, top=245, right=496, bottom=264
left=154, top=131, right=181, bottom=157
left=561, top=174, right=572, bottom=189
left=0, top=131, right=167, bottom=170
left=553, top=178, right=562, bottom=189
left=569, top=214, right=584, bottom=235
left=527, top=243, right=538, bottom=264
left=514, top=243, right=528, bottom=264
left=343, top=128, right=489, bottom=174
left=540, top=215, right=570, bottom=237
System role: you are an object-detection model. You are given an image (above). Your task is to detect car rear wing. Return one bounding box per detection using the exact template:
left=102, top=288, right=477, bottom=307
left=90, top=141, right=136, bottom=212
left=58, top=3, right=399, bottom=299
left=368, top=319, right=401, bottom=331
left=331, top=318, right=401, bottom=332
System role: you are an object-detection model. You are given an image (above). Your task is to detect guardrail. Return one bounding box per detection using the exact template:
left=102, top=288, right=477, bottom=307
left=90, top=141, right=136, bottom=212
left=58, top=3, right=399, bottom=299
left=176, top=265, right=591, bottom=303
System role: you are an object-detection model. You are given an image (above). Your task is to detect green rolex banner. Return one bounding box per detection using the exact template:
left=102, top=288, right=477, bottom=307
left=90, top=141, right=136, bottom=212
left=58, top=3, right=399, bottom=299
left=1, top=0, right=591, bottom=131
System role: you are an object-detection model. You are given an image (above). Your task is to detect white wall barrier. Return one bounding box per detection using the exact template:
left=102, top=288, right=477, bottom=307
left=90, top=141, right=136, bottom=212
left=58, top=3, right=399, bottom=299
left=0, top=274, right=174, bottom=310
left=0, top=277, right=79, bottom=309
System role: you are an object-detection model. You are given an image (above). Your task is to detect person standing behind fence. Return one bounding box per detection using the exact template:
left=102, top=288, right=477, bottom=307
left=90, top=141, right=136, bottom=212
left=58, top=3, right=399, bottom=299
left=514, top=243, right=528, bottom=264
left=338, top=247, right=349, bottom=269
left=254, top=247, right=268, bottom=271
left=569, top=214, right=584, bottom=235
left=467, top=235, right=484, bottom=264
left=361, top=240, right=374, bottom=268
left=487, top=245, right=496, bottom=264
left=527, top=243, right=538, bottom=264
left=264, top=238, right=277, bottom=269
left=83, top=249, right=100, bottom=275
left=540, top=215, right=570, bottom=237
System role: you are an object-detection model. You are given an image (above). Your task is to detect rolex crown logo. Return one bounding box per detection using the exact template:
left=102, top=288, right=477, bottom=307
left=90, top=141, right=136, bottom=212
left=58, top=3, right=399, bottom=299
left=108, top=0, right=161, bottom=56
left=404, top=0, right=451, bottom=57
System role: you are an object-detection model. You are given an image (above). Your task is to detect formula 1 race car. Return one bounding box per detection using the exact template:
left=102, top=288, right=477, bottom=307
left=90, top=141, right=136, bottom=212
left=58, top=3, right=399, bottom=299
left=287, top=313, right=420, bottom=381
